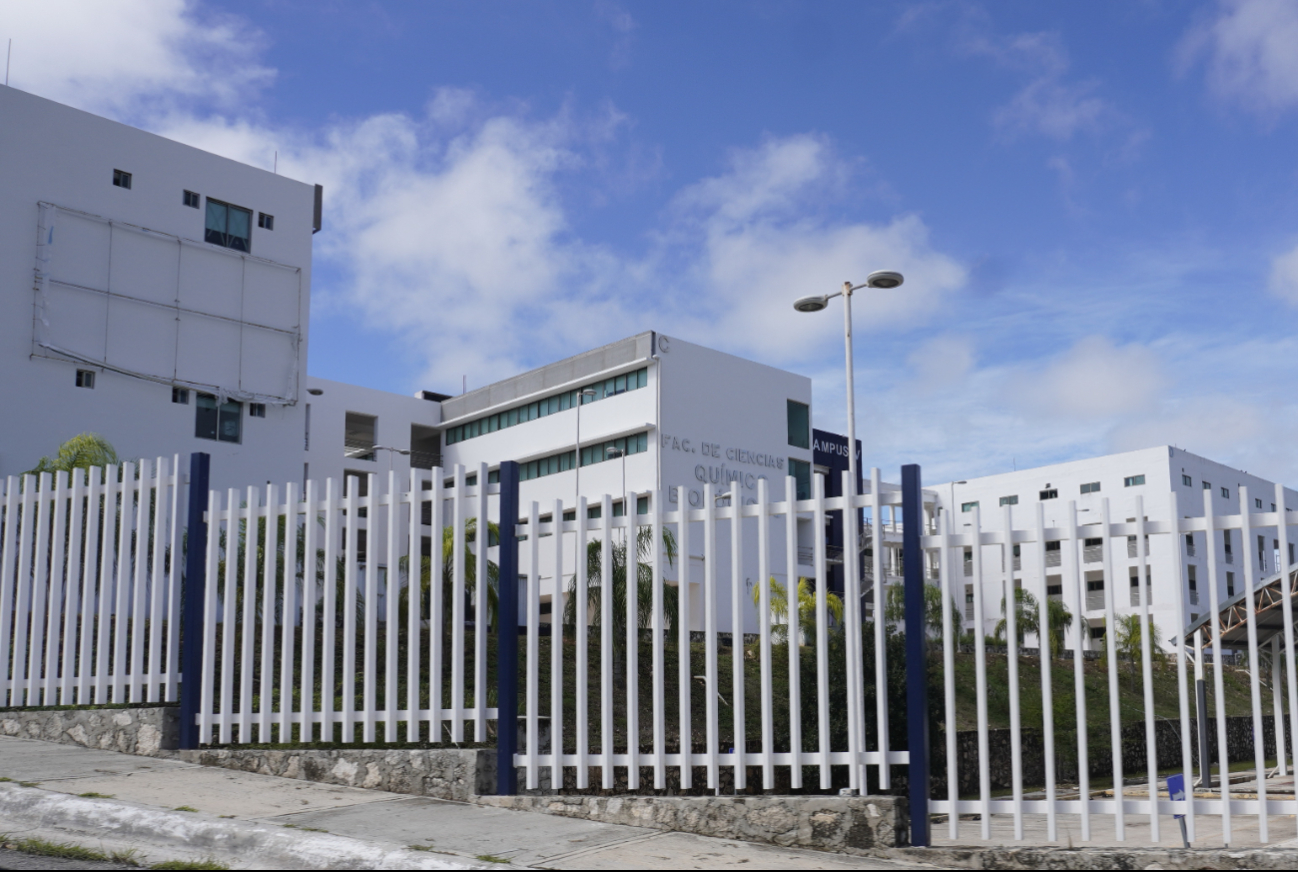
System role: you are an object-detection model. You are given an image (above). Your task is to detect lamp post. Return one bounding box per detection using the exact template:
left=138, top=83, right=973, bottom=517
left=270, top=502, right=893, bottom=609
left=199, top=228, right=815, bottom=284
left=574, top=388, right=598, bottom=578
left=792, top=270, right=904, bottom=501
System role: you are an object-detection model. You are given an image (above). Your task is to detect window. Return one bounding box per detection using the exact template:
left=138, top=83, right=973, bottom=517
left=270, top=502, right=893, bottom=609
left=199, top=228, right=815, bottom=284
left=961, top=501, right=979, bottom=513
left=249, top=402, right=266, bottom=418
left=172, top=387, right=189, bottom=404
left=1045, top=541, right=1061, bottom=552
left=1040, top=488, right=1058, bottom=500
left=183, top=190, right=200, bottom=208
left=1124, top=475, right=1146, bottom=487
left=787, top=400, right=810, bottom=449
left=1188, top=565, right=1197, bottom=590
left=112, top=169, right=132, bottom=189
left=579, top=432, right=649, bottom=467
left=1080, top=482, right=1101, bottom=494
left=1203, top=481, right=1211, bottom=490
left=195, top=393, right=241, bottom=443
left=1226, top=571, right=1235, bottom=598
left=444, top=367, right=648, bottom=445
left=258, top=212, right=274, bottom=230
left=1224, top=530, right=1232, bottom=554
left=344, top=412, right=377, bottom=461
left=1047, top=584, right=1062, bottom=597
left=1185, top=533, right=1194, bottom=553
left=1221, top=487, right=1230, bottom=499
left=789, top=458, right=812, bottom=500
left=204, top=198, right=252, bottom=252
left=999, top=495, right=1018, bottom=506
left=1255, top=498, right=1264, bottom=509
left=1090, top=626, right=1106, bottom=640
left=75, top=369, right=95, bottom=388
left=1183, top=474, right=1193, bottom=487
left=410, top=424, right=441, bottom=470
left=519, top=450, right=576, bottom=482
left=1291, top=543, right=1295, bottom=566
left=1084, top=537, right=1103, bottom=548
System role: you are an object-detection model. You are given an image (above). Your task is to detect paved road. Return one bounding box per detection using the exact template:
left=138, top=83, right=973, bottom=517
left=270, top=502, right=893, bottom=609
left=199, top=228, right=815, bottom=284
left=0, top=848, right=135, bottom=870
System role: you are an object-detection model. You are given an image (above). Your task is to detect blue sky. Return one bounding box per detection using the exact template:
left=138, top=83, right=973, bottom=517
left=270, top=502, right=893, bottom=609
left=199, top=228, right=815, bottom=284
left=7, top=0, right=1298, bottom=484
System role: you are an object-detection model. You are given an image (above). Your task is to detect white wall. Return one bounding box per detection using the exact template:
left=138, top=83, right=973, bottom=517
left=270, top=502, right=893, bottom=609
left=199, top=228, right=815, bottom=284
left=0, top=87, right=317, bottom=494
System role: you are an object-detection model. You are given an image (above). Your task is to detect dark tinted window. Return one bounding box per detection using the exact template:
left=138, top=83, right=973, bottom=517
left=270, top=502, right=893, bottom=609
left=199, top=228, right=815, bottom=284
left=787, top=400, right=810, bottom=449
left=205, top=199, right=252, bottom=252
left=196, top=393, right=241, bottom=443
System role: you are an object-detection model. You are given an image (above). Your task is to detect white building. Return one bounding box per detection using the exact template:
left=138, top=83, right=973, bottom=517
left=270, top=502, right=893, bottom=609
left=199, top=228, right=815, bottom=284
left=0, top=86, right=320, bottom=492
left=932, top=446, right=1298, bottom=647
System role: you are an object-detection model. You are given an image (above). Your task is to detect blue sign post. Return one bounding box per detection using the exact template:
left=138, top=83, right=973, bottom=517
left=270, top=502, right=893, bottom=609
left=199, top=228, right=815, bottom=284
left=1167, top=772, right=1189, bottom=847
left=901, top=464, right=930, bottom=847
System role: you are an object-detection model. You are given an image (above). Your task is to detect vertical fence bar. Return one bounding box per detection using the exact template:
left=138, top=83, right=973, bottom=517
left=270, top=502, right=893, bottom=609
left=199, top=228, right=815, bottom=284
left=703, top=484, right=719, bottom=790
left=278, top=482, right=296, bottom=742
left=166, top=458, right=183, bottom=703
left=1001, top=503, right=1023, bottom=841
left=1277, top=484, right=1298, bottom=841
left=0, top=477, right=18, bottom=707
left=970, top=505, right=991, bottom=839
left=784, top=476, right=802, bottom=791
left=218, top=488, right=238, bottom=744
left=428, top=470, right=444, bottom=747
left=1203, top=488, right=1230, bottom=843
left=813, top=474, right=830, bottom=789
left=406, top=471, right=422, bottom=745
left=78, top=468, right=102, bottom=706
left=729, top=480, right=746, bottom=792
left=495, top=462, right=520, bottom=796
left=1272, top=636, right=1286, bottom=779
left=362, top=473, right=378, bottom=744
left=843, top=472, right=863, bottom=793
left=651, top=489, right=666, bottom=789
left=43, top=471, right=69, bottom=706
left=321, top=478, right=339, bottom=742
left=61, top=471, right=85, bottom=705
left=627, top=489, right=641, bottom=790
left=576, top=494, right=590, bottom=789
left=1065, top=501, right=1090, bottom=841
left=1033, top=502, right=1057, bottom=842
left=600, top=492, right=614, bottom=791
left=551, top=497, right=565, bottom=790
left=902, top=464, right=929, bottom=847
left=1099, top=498, right=1124, bottom=841
left=756, top=478, right=774, bottom=788
left=146, top=459, right=168, bottom=703
left=238, top=487, right=257, bottom=741
left=677, top=492, right=693, bottom=791
left=199, top=490, right=221, bottom=746
left=94, top=468, right=115, bottom=705
left=1169, top=493, right=1195, bottom=842
left=940, top=507, right=958, bottom=840
left=301, top=479, right=318, bottom=743
left=526, top=500, right=540, bottom=790
left=1238, top=487, right=1267, bottom=843
left=342, top=476, right=359, bottom=744
left=27, top=473, right=52, bottom=707
left=260, top=484, right=277, bottom=742
left=474, top=463, right=489, bottom=743
left=384, top=471, right=399, bottom=743
left=128, top=462, right=149, bottom=703
left=452, top=468, right=468, bottom=743
left=871, top=468, right=890, bottom=789
left=112, top=465, right=134, bottom=704
left=1133, top=497, right=1159, bottom=844
left=184, top=462, right=213, bottom=747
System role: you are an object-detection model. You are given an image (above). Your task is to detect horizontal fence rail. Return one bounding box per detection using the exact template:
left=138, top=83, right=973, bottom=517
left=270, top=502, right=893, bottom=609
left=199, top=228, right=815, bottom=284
left=0, top=457, right=184, bottom=706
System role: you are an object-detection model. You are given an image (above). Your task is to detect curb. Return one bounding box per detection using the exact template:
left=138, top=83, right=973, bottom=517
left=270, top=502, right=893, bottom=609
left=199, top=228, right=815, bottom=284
left=0, top=784, right=504, bottom=870
left=879, top=844, right=1298, bottom=870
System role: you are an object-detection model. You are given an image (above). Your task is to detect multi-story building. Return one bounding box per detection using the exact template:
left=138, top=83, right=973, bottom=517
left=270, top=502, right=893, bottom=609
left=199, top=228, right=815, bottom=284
left=932, top=446, right=1298, bottom=648
left=0, top=86, right=321, bottom=493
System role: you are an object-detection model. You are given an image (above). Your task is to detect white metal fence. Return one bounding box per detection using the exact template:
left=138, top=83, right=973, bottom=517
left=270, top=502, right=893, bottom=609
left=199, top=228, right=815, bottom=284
left=0, top=457, right=184, bottom=706
left=926, top=484, right=1298, bottom=847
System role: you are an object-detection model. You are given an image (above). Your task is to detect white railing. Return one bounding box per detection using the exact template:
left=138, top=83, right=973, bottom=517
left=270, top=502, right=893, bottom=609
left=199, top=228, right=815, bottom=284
left=196, top=466, right=499, bottom=744
left=0, top=457, right=184, bottom=706
left=925, top=486, right=1298, bottom=848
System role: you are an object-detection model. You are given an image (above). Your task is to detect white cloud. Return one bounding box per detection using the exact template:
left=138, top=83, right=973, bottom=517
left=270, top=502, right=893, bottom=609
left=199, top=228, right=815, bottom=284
left=1270, top=243, right=1298, bottom=305
left=0, top=0, right=272, bottom=116
left=1180, top=0, right=1298, bottom=114
left=1010, top=336, right=1165, bottom=421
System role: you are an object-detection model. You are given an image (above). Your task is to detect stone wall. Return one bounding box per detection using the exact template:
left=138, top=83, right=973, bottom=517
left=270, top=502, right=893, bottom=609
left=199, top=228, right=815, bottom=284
left=180, top=748, right=496, bottom=804
left=0, top=706, right=177, bottom=757
left=475, top=794, right=908, bottom=853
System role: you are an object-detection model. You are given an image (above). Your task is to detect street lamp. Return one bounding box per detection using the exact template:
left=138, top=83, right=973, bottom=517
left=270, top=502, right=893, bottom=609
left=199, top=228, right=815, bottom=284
left=791, top=270, right=903, bottom=499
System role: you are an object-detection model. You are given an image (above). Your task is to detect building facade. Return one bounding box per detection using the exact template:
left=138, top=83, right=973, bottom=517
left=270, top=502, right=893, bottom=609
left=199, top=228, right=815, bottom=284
left=931, top=446, right=1298, bottom=648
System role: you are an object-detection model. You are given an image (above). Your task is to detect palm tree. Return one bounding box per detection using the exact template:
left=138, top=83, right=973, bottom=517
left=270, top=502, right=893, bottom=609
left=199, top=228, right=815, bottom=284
left=883, top=582, right=963, bottom=639
left=750, top=576, right=844, bottom=644
left=562, top=524, right=678, bottom=646
left=1114, top=612, right=1164, bottom=680
left=26, top=433, right=119, bottom=479
left=994, top=588, right=1079, bottom=656
left=399, top=518, right=500, bottom=631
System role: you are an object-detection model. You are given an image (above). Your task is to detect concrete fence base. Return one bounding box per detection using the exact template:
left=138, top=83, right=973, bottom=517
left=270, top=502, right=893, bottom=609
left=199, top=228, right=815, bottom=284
left=0, top=706, right=178, bottom=757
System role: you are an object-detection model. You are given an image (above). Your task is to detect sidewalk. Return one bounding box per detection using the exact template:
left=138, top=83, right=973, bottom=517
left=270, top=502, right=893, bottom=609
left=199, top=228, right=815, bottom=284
left=0, top=736, right=932, bottom=870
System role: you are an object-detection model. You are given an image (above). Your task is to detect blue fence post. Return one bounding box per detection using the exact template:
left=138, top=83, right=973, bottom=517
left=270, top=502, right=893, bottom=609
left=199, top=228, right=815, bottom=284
left=178, top=452, right=210, bottom=751
left=496, top=461, right=521, bottom=795
left=901, top=463, right=930, bottom=847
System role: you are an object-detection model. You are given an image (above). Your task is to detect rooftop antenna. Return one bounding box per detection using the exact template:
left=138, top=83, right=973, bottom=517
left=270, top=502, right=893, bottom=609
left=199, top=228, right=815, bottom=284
left=462, top=375, right=467, bottom=395
left=274, top=150, right=278, bottom=174
left=6, top=39, right=11, bottom=87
